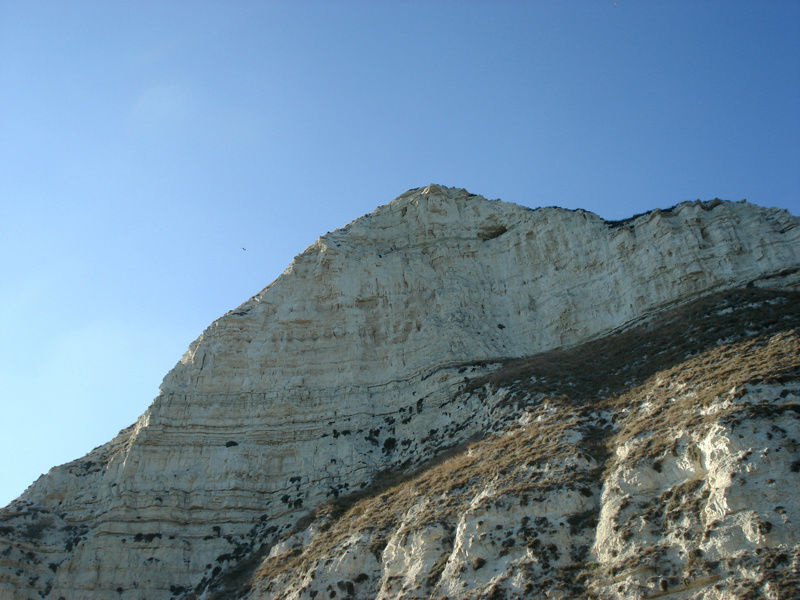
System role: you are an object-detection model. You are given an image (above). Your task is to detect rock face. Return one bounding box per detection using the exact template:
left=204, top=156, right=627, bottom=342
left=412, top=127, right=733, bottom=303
left=249, top=288, right=800, bottom=600
left=1, top=185, right=798, bottom=600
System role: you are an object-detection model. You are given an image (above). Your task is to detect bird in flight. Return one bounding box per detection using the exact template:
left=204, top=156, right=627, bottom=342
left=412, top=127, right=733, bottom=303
left=242, top=247, right=247, bottom=251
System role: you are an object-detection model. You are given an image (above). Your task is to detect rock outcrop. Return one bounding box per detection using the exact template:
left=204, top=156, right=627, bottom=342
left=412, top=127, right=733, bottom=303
left=1, top=185, right=798, bottom=600
left=249, top=288, right=800, bottom=600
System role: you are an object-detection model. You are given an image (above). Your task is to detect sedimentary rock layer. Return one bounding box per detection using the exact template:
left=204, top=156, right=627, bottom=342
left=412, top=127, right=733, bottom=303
left=0, top=185, right=798, bottom=599
left=248, top=288, right=800, bottom=600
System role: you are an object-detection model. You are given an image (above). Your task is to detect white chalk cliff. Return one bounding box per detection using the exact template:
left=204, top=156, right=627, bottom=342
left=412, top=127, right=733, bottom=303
left=1, top=185, right=799, bottom=599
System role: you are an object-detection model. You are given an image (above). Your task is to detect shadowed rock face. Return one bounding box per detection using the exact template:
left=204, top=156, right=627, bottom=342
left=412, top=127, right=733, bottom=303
left=1, top=185, right=798, bottom=600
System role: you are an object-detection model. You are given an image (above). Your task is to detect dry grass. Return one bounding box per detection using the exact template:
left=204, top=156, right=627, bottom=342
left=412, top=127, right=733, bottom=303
left=472, top=288, right=800, bottom=471
left=608, top=327, right=798, bottom=468
left=471, top=288, right=799, bottom=400
left=254, top=406, right=595, bottom=585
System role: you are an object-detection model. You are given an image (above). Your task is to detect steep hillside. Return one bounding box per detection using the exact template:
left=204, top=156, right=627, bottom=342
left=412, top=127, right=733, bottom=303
left=0, top=185, right=798, bottom=600
left=242, top=288, right=800, bottom=600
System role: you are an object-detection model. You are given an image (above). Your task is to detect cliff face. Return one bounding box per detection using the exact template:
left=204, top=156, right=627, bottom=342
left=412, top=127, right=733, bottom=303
left=249, top=288, right=800, bottom=600
left=1, top=185, right=798, bottom=600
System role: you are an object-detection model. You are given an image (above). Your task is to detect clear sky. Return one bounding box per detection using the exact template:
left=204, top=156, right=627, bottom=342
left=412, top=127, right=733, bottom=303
left=1, top=1, right=798, bottom=507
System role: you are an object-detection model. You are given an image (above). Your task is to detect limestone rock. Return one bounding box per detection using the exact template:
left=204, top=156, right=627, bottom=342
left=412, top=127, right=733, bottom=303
left=248, top=288, right=800, bottom=600
left=0, top=185, right=798, bottom=599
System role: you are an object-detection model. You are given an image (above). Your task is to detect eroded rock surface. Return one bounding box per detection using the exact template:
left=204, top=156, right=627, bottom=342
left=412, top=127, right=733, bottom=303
left=1, top=185, right=798, bottom=599
left=249, top=289, right=800, bottom=600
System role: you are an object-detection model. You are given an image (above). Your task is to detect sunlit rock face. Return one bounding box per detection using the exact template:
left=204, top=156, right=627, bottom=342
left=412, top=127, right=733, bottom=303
left=247, top=290, right=800, bottom=600
left=1, top=185, right=798, bottom=600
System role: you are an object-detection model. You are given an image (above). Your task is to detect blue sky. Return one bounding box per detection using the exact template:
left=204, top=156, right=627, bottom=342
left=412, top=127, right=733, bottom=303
left=1, top=1, right=798, bottom=506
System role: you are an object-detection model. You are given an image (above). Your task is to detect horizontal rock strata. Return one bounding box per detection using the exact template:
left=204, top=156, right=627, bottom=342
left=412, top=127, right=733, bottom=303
left=246, top=288, right=800, bottom=600
left=1, top=185, right=798, bottom=599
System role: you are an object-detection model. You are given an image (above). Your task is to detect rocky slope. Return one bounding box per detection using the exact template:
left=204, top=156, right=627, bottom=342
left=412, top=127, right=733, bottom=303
left=248, top=288, right=800, bottom=600
left=1, top=185, right=798, bottom=600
